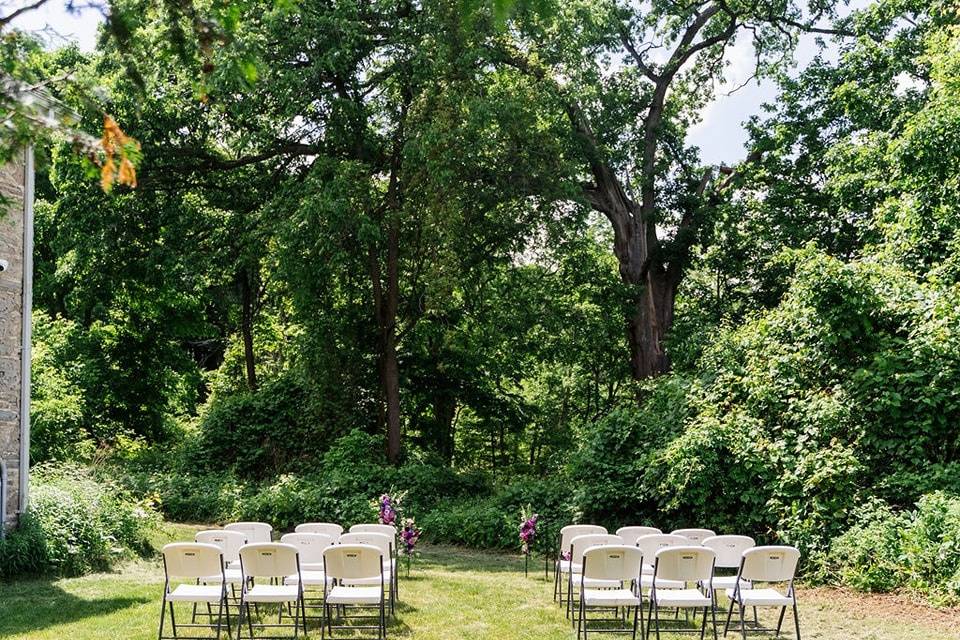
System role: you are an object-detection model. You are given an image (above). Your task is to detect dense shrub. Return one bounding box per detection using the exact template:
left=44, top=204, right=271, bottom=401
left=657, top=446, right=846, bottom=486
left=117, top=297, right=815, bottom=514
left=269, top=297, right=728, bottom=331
left=0, top=464, right=160, bottom=578
left=824, top=492, right=960, bottom=604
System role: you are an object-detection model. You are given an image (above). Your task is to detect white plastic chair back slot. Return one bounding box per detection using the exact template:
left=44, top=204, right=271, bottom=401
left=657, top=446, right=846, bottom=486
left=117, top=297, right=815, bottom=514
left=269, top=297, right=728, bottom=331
left=280, top=532, right=333, bottom=565
left=324, top=544, right=383, bottom=581
left=240, top=543, right=299, bottom=578
left=163, top=543, right=224, bottom=579
left=635, top=533, right=689, bottom=563
left=569, top=534, right=623, bottom=562
left=741, top=546, right=800, bottom=583
left=349, top=524, right=397, bottom=538
left=225, top=521, right=273, bottom=543
left=195, top=530, right=247, bottom=564
left=583, top=545, right=643, bottom=582
left=670, top=528, right=716, bottom=544
left=654, top=546, right=715, bottom=583
left=339, top=532, right=393, bottom=558
left=295, top=522, right=344, bottom=541
left=559, top=525, right=607, bottom=551
left=615, top=526, right=662, bottom=546
left=703, top=535, right=755, bottom=568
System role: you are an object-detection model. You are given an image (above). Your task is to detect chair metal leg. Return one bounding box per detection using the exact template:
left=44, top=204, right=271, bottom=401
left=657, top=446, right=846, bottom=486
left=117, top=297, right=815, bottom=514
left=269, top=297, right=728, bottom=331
left=158, top=595, right=167, bottom=640
left=738, top=603, right=747, bottom=640
left=169, top=601, right=178, bottom=639
left=700, top=606, right=708, bottom=640
left=724, top=598, right=735, bottom=636
left=711, top=601, right=719, bottom=640
left=632, top=602, right=640, bottom=640
left=645, top=599, right=654, bottom=640
left=653, top=600, right=661, bottom=640
left=793, top=602, right=801, bottom=640
left=776, top=606, right=786, bottom=637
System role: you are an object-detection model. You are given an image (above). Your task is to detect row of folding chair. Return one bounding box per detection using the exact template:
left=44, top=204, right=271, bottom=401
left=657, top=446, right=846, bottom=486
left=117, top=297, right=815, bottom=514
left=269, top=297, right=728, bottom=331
left=159, top=521, right=399, bottom=640
left=553, top=524, right=801, bottom=640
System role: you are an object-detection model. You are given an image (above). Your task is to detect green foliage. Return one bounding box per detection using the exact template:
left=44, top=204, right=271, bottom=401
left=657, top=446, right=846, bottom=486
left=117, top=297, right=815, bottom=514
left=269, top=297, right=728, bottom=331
left=825, top=492, right=960, bottom=605
left=0, top=464, right=160, bottom=578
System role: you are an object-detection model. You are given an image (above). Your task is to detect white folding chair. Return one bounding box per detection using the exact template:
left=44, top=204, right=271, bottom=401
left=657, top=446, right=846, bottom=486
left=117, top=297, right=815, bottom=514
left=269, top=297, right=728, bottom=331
left=281, top=533, right=335, bottom=623
left=159, top=543, right=232, bottom=639
left=702, top=536, right=754, bottom=602
left=636, top=534, right=689, bottom=587
left=646, top=546, right=718, bottom=640
left=338, top=532, right=396, bottom=615
left=724, top=546, right=801, bottom=640
left=349, top=525, right=398, bottom=600
left=194, top=530, right=247, bottom=623
left=616, top=526, right=663, bottom=547
left=296, top=523, right=344, bottom=542
left=227, top=522, right=274, bottom=544
left=323, top=544, right=387, bottom=640
left=555, top=525, right=607, bottom=604
left=566, top=534, right=624, bottom=621
left=238, top=542, right=306, bottom=638
left=671, top=529, right=716, bottom=545
left=577, top=545, right=644, bottom=640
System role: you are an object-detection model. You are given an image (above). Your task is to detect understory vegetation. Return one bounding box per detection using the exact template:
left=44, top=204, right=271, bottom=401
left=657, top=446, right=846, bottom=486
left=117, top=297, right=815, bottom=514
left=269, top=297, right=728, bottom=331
left=2, top=0, right=960, bottom=610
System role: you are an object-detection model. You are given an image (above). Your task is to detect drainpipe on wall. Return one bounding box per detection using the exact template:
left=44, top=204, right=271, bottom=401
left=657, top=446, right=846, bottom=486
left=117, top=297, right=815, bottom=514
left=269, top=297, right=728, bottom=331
left=18, top=145, right=33, bottom=516
left=0, top=458, right=7, bottom=537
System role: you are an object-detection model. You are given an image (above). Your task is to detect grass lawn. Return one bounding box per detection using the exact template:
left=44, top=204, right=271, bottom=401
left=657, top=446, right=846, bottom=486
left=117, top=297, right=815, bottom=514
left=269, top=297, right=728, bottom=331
left=0, top=522, right=956, bottom=640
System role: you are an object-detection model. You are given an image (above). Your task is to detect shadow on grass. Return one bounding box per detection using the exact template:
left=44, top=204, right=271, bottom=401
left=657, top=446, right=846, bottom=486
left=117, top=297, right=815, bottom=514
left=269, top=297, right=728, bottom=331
left=0, top=579, right=149, bottom=636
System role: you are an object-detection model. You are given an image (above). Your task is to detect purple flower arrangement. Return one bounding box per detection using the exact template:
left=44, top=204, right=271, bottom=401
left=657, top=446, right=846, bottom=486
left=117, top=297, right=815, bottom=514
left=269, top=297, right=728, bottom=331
left=519, top=510, right=539, bottom=556
left=401, top=518, right=421, bottom=554
left=378, top=493, right=398, bottom=525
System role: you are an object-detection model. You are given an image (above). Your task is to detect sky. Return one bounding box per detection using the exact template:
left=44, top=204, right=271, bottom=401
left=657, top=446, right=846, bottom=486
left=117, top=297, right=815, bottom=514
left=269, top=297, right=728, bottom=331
left=12, top=0, right=863, bottom=167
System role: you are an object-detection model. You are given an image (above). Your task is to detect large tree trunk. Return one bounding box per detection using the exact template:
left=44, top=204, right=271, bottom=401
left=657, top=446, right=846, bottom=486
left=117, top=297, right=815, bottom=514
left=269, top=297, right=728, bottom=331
left=379, top=320, right=402, bottom=464
left=239, top=266, right=258, bottom=391
left=625, top=269, right=678, bottom=379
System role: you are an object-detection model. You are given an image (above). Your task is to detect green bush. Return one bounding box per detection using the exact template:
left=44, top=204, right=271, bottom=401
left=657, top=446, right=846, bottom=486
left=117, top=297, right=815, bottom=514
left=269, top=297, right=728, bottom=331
left=824, top=492, right=960, bottom=604
left=0, top=464, right=160, bottom=578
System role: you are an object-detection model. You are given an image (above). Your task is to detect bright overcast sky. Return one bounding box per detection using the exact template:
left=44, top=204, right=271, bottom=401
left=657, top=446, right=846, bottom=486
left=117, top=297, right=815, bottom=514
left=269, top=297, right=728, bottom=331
left=13, top=0, right=865, bottom=167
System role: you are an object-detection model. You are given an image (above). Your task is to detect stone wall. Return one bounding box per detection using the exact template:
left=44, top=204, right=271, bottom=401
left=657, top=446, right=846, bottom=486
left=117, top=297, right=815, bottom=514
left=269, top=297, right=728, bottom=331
left=0, top=151, right=25, bottom=528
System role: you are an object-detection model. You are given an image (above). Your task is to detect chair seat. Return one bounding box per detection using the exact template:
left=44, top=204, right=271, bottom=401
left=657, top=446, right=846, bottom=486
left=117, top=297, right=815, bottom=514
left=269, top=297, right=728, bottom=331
left=167, top=584, right=225, bottom=603
left=583, top=588, right=641, bottom=607
left=342, top=572, right=391, bottom=586
left=726, top=588, right=794, bottom=607
left=326, top=586, right=383, bottom=605
left=558, top=560, right=582, bottom=574
left=652, top=588, right=711, bottom=608
left=581, top=577, right=623, bottom=588
left=284, top=570, right=333, bottom=586
left=641, top=563, right=654, bottom=575
left=201, top=568, right=243, bottom=584
left=301, top=561, right=325, bottom=572
left=709, top=576, right=751, bottom=590
left=226, top=560, right=241, bottom=570
left=244, top=584, right=301, bottom=603
left=640, top=574, right=685, bottom=589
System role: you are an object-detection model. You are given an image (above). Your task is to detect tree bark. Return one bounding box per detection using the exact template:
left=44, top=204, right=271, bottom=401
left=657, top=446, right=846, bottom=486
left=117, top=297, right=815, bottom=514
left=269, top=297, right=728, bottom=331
left=239, top=266, right=258, bottom=391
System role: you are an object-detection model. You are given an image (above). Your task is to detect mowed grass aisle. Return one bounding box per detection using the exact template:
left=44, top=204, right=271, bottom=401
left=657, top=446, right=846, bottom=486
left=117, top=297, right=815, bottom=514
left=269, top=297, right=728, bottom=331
left=0, top=524, right=957, bottom=640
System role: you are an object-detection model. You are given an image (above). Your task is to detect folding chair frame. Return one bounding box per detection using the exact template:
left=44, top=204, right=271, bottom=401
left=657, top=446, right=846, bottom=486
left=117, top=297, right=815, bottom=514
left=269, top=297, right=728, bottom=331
left=321, top=557, right=387, bottom=640
left=159, top=555, right=233, bottom=640
left=237, top=557, right=307, bottom=639
left=723, top=561, right=800, bottom=640
left=575, top=555, right=642, bottom=640
left=645, top=557, right=718, bottom=640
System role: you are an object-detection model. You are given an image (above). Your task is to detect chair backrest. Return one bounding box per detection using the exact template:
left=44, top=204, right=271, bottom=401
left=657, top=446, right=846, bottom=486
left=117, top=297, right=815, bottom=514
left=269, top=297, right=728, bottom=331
left=635, top=534, right=689, bottom=564
left=163, top=543, right=224, bottom=579
left=559, top=525, right=608, bottom=552
left=616, top=526, right=663, bottom=546
left=582, top=545, right=643, bottom=582
left=295, top=522, right=344, bottom=541
left=569, top=534, right=623, bottom=562
left=654, top=546, right=716, bottom=583
left=239, top=543, right=299, bottom=578
left=280, top=533, right=334, bottom=565
left=339, top=532, right=393, bottom=559
left=225, top=521, right=273, bottom=543
left=350, top=524, right=397, bottom=539
left=324, top=544, right=384, bottom=581
left=195, top=530, right=247, bottom=564
left=671, top=528, right=716, bottom=544
left=703, top=535, right=755, bottom=568
left=740, top=546, right=800, bottom=583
